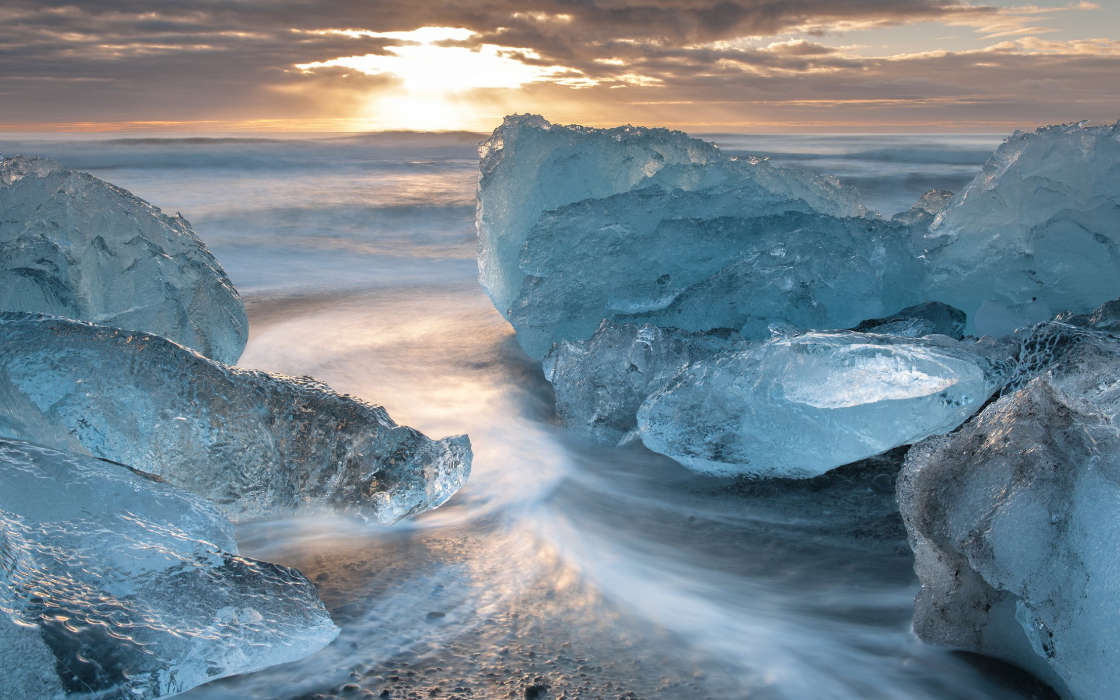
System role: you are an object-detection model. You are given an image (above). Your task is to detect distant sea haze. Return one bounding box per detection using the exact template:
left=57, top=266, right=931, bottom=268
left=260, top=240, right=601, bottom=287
left=0, top=131, right=1000, bottom=299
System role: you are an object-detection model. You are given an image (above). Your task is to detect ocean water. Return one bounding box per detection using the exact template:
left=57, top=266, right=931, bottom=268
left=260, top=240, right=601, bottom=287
left=0, top=132, right=1056, bottom=699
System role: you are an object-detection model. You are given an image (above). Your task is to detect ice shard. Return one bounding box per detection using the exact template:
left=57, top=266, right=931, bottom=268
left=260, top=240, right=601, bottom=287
left=0, top=438, right=338, bottom=699
left=0, top=313, right=472, bottom=524
left=891, top=189, right=953, bottom=229
left=637, top=331, right=1006, bottom=478
left=0, top=155, right=248, bottom=364
left=922, top=121, right=1120, bottom=336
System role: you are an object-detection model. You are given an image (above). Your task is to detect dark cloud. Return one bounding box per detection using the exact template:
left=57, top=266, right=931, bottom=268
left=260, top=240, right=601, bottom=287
left=0, top=0, right=1115, bottom=129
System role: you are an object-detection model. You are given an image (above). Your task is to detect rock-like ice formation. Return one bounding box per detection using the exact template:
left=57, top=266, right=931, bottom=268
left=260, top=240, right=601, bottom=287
left=923, top=121, right=1120, bottom=336
left=899, top=385, right=1112, bottom=698
left=543, top=322, right=747, bottom=445
left=637, top=331, right=1006, bottom=478
left=0, top=155, right=248, bottom=364
left=0, top=313, right=472, bottom=524
left=0, top=438, right=337, bottom=699
left=899, top=304, right=1120, bottom=699
left=476, top=115, right=874, bottom=357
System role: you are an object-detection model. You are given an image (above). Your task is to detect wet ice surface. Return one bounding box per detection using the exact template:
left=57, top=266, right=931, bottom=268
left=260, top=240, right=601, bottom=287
left=900, top=312, right=1120, bottom=699
left=0, top=439, right=337, bottom=699
left=0, top=313, right=471, bottom=524
left=0, top=155, right=248, bottom=364
left=0, top=133, right=1057, bottom=699
left=637, top=331, right=1005, bottom=477
left=923, top=122, right=1120, bottom=336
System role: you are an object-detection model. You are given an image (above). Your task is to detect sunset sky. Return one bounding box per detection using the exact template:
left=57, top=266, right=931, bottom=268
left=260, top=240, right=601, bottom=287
left=2, top=0, right=1118, bottom=133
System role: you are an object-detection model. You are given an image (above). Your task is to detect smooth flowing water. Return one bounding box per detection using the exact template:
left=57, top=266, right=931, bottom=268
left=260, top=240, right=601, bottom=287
left=0, top=132, right=1058, bottom=699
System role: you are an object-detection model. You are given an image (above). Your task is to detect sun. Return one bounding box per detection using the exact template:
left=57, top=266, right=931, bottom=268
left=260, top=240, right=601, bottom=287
left=295, top=26, right=588, bottom=131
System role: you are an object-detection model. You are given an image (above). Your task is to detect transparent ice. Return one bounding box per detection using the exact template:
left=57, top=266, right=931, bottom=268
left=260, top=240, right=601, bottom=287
left=0, top=155, right=248, bottom=364
left=476, top=115, right=871, bottom=357
left=852, top=301, right=966, bottom=340
left=923, top=121, right=1120, bottom=336
left=544, top=304, right=972, bottom=450
left=0, top=313, right=472, bottom=524
left=543, top=322, right=748, bottom=445
left=0, top=438, right=338, bottom=699
left=513, top=206, right=919, bottom=358
left=637, top=331, right=1006, bottom=478
left=891, top=188, right=953, bottom=229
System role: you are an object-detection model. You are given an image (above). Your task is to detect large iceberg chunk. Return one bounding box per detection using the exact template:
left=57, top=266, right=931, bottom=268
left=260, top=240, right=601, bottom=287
left=899, top=306, right=1120, bottom=698
left=512, top=205, right=918, bottom=358
left=0, top=155, right=248, bottom=364
left=899, top=383, right=1115, bottom=699
left=0, top=313, right=472, bottom=524
left=923, top=121, right=1120, bottom=336
left=637, top=331, right=1006, bottom=478
left=476, top=115, right=871, bottom=356
left=0, top=438, right=337, bottom=699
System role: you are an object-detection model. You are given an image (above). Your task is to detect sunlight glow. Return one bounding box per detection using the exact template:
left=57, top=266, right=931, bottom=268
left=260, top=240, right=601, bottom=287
left=298, top=43, right=553, bottom=92
left=294, top=26, right=596, bottom=130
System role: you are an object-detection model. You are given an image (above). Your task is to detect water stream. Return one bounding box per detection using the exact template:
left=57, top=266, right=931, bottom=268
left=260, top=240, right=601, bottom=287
left=0, top=132, right=1057, bottom=699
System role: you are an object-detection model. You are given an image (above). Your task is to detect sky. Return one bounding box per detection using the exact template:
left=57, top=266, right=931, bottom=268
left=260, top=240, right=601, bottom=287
left=1, top=0, right=1118, bottom=133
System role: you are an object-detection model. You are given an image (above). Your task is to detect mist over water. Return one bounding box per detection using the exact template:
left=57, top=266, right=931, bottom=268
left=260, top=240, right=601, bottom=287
left=0, top=133, right=1051, bottom=698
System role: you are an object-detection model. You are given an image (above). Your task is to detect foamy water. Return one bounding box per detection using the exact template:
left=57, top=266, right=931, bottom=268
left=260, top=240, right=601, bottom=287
left=0, top=131, right=1056, bottom=699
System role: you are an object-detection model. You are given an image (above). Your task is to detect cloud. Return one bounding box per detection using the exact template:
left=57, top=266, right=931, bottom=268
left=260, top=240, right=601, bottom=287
left=0, top=0, right=1116, bottom=130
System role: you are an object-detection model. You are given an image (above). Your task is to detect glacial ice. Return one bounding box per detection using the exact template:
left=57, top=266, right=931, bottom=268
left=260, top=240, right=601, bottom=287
left=0, top=313, right=472, bottom=524
left=544, top=303, right=971, bottom=448
left=923, top=121, right=1120, bottom=336
left=476, top=115, right=873, bottom=357
left=899, top=302, right=1120, bottom=699
left=852, top=301, right=966, bottom=340
left=891, top=188, right=953, bottom=229
left=637, top=331, right=1006, bottom=478
left=543, top=322, right=748, bottom=445
left=513, top=205, right=920, bottom=358
left=0, top=155, right=248, bottom=364
left=0, top=438, right=337, bottom=699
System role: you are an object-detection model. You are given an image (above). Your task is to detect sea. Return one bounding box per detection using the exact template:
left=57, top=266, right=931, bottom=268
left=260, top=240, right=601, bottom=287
left=0, top=130, right=1057, bottom=699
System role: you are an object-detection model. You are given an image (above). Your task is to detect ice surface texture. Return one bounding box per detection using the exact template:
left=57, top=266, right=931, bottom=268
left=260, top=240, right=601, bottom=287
left=514, top=206, right=919, bottom=358
left=543, top=322, right=748, bottom=445
left=0, top=155, right=248, bottom=364
left=476, top=115, right=877, bottom=358
left=638, top=331, right=1004, bottom=478
left=852, top=302, right=967, bottom=340
left=0, top=438, right=337, bottom=699
left=923, top=121, right=1120, bottom=336
left=899, top=311, right=1120, bottom=699
left=546, top=302, right=978, bottom=469
left=0, top=313, right=472, bottom=524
